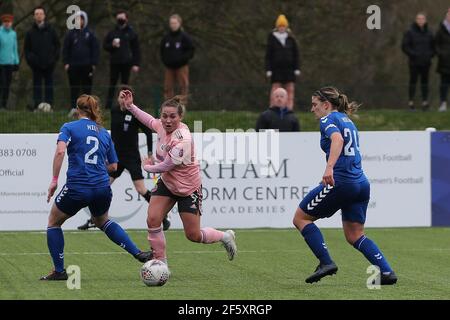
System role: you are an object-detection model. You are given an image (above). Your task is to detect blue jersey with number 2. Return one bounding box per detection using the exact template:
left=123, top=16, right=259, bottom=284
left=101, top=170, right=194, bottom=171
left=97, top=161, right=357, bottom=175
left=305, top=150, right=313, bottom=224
left=57, top=118, right=118, bottom=189
left=319, top=111, right=366, bottom=183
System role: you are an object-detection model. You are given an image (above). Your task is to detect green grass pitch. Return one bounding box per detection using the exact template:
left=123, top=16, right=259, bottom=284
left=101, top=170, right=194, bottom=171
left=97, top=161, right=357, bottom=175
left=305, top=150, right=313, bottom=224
left=1, top=228, right=449, bottom=299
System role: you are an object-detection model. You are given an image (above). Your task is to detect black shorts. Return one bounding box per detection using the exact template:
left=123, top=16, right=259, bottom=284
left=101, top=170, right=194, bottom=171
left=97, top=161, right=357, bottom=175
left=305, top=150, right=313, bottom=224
left=109, top=153, right=144, bottom=181
left=151, top=179, right=202, bottom=215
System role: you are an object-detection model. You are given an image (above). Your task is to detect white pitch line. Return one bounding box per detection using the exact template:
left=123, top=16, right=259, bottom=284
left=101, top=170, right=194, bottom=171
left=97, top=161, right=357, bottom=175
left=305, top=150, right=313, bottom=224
left=1, top=247, right=448, bottom=257
left=0, top=249, right=305, bottom=256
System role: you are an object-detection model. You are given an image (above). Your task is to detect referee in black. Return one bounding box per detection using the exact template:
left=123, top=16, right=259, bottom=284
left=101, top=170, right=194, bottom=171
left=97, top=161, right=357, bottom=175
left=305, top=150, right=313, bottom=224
left=78, top=85, right=171, bottom=230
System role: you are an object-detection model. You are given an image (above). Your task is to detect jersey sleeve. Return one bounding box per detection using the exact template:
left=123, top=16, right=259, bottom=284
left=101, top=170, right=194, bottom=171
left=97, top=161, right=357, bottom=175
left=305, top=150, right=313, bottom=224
left=168, top=128, right=192, bottom=165
left=57, top=123, right=71, bottom=143
left=320, top=116, right=340, bottom=138
left=107, top=136, right=119, bottom=164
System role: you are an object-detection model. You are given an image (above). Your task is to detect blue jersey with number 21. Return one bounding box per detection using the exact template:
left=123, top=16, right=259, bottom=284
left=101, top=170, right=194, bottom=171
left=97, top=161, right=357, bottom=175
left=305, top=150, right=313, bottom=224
left=57, top=118, right=118, bottom=189
left=319, top=111, right=366, bottom=183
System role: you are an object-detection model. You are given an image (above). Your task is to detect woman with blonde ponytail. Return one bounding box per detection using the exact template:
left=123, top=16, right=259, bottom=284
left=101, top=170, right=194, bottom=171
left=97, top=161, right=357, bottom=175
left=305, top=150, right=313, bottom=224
left=292, top=87, right=397, bottom=285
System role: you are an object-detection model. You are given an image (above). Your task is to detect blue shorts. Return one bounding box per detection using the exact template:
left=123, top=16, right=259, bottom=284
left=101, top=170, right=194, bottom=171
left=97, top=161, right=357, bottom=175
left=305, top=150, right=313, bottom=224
left=299, top=180, right=370, bottom=224
left=55, top=185, right=112, bottom=217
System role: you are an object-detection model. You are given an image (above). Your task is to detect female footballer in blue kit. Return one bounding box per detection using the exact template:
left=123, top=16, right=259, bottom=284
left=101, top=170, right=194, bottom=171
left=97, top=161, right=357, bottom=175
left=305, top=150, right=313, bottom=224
left=293, top=87, right=397, bottom=285
left=41, top=95, right=152, bottom=281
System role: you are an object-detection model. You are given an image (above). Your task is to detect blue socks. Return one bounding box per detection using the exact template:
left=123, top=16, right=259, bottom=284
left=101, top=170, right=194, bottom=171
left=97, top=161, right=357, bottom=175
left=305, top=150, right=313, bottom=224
left=47, top=227, right=65, bottom=272
left=353, top=235, right=393, bottom=273
left=300, top=223, right=333, bottom=265
left=101, top=220, right=140, bottom=256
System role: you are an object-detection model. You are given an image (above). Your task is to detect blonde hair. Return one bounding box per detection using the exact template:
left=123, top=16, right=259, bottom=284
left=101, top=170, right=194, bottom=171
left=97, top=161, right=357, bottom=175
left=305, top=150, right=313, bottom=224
left=161, top=95, right=186, bottom=117
left=76, top=94, right=103, bottom=126
left=169, top=14, right=182, bottom=25
left=313, top=86, right=360, bottom=115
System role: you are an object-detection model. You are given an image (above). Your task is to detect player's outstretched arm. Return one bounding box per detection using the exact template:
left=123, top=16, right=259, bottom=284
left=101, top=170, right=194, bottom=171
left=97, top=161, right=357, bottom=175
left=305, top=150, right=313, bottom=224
left=119, top=89, right=157, bottom=131
left=47, top=141, right=67, bottom=202
left=322, top=132, right=344, bottom=187
left=142, top=154, right=176, bottom=173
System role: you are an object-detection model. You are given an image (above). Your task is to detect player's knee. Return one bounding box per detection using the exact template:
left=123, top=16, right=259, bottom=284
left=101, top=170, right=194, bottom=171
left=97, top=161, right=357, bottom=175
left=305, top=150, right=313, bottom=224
left=146, top=215, right=160, bottom=228
left=345, top=233, right=361, bottom=246
left=185, top=230, right=201, bottom=243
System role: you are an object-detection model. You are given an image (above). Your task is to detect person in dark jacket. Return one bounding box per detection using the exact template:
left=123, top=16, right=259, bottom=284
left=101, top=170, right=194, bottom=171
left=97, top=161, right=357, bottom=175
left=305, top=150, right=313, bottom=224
left=401, top=13, right=435, bottom=111
left=160, top=14, right=194, bottom=103
left=436, top=9, right=450, bottom=112
left=265, top=14, right=300, bottom=110
left=103, top=11, right=140, bottom=109
left=24, top=6, right=60, bottom=111
left=63, top=11, right=99, bottom=117
left=256, top=88, right=300, bottom=132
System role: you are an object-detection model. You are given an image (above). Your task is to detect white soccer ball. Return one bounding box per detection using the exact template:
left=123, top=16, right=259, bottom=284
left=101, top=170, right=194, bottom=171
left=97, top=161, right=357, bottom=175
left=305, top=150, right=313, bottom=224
left=37, top=102, right=52, bottom=112
left=140, top=259, right=170, bottom=286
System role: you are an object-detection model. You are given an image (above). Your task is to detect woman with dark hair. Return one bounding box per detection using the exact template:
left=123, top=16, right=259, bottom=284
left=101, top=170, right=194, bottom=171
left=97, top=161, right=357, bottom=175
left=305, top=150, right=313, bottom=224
left=292, top=87, right=397, bottom=285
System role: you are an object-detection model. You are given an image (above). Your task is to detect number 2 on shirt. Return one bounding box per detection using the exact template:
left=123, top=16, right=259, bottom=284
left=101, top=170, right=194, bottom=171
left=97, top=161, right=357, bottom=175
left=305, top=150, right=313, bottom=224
left=84, top=136, right=99, bottom=164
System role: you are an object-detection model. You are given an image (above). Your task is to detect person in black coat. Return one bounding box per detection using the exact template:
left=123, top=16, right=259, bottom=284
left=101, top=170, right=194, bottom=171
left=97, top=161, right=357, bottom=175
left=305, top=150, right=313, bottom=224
left=265, top=14, right=300, bottom=110
left=24, top=6, right=60, bottom=110
left=401, top=13, right=435, bottom=111
left=256, top=88, right=300, bottom=132
left=63, top=11, right=99, bottom=116
left=160, top=14, right=194, bottom=104
left=103, top=11, right=140, bottom=109
left=435, top=9, right=450, bottom=112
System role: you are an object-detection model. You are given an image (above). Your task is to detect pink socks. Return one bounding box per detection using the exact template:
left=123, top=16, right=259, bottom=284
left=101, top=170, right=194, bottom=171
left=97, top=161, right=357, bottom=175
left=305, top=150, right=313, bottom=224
left=148, top=227, right=166, bottom=260
left=200, top=227, right=225, bottom=244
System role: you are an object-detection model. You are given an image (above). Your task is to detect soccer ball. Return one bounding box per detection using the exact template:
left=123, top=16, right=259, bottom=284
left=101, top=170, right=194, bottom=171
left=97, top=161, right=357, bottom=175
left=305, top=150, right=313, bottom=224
left=37, top=102, right=52, bottom=112
left=140, top=259, right=170, bottom=286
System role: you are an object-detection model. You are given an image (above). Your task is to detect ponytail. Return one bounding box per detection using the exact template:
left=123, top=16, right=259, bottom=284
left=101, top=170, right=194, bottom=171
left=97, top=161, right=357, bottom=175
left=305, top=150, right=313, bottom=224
left=76, top=94, right=103, bottom=126
left=313, top=86, right=360, bottom=115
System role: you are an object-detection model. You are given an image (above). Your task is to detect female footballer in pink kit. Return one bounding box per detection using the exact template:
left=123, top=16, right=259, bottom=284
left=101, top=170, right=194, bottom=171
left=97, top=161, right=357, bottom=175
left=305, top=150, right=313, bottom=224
left=119, top=90, right=237, bottom=264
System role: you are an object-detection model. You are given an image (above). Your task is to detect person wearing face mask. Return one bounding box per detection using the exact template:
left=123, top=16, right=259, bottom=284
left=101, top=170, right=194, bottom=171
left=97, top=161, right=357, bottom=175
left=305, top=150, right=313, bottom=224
left=265, top=14, right=301, bottom=110
left=435, top=8, right=450, bottom=112
left=24, top=6, right=60, bottom=111
left=0, top=14, right=19, bottom=111
left=401, top=12, right=435, bottom=111
left=160, top=14, right=194, bottom=103
left=103, top=10, right=140, bottom=110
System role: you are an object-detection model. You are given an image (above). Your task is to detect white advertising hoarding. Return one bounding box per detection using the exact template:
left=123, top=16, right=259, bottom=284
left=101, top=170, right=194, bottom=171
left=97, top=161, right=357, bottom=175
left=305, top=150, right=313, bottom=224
left=0, top=131, right=430, bottom=230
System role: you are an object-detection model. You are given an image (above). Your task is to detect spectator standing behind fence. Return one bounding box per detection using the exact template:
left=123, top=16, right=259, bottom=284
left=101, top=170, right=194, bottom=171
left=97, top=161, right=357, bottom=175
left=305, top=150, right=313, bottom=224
left=64, top=11, right=99, bottom=118
left=265, top=14, right=300, bottom=110
left=24, top=6, right=60, bottom=111
left=0, top=14, right=19, bottom=111
left=103, top=10, right=140, bottom=110
left=160, top=14, right=194, bottom=104
left=435, top=8, right=450, bottom=112
left=401, top=13, right=435, bottom=111
left=256, top=87, right=300, bottom=132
